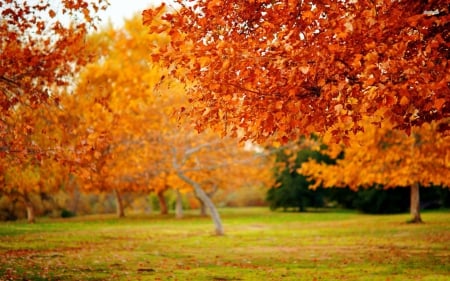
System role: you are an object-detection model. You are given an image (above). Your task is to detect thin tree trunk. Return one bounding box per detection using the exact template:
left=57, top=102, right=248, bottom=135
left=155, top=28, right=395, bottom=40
left=196, top=183, right=217, bottom=216
left=196, top=195, right=207, bottom=216
left=409, top=133, right=422, bottom=224
left=70, top=187, right=81, bottom=215
left=146, top=194, right=153, bottom=214
left=194, top=184, right=224, bottom=235
left=23, top=192, right=35, bottom=223
left=176, top=171, right=224, bottom=235
left=68, top=174, right=80, bottom=214
left=410, top=183, right=422, bottom=223
left=175, top=189, right=183, bottom=219
left=157, top=190, right=168, bottom=215
left=114, top=189, right=125, bottom=218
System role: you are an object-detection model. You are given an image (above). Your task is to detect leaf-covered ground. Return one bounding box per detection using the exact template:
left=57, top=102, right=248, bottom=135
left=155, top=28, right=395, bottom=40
left=0, top=208, right=449, bottom=280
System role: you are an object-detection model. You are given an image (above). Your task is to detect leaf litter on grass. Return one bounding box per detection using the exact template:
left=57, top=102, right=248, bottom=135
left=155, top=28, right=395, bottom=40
left=0, top=209, right=449, bottom=280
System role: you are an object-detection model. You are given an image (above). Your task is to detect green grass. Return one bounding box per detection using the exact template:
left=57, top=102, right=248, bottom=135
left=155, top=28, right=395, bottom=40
left=0, top=208, right=449, bottom=280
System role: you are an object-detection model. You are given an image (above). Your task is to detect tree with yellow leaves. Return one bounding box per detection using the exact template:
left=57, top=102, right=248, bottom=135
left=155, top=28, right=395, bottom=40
left=68, top=15, right=273, bottom=233
left=300, top=119, right=450, bottom=223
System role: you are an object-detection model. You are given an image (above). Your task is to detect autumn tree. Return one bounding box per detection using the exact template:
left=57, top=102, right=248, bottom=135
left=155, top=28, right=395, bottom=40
left=68, top=14, right=273, bottom=232
left=0, top=1, right=107, bottom=221
left=1, top=0, right=107, bottom=156
left=59, top=16, right=165, bottom=217
left=0, top=104, right=73, bottom=222
left=164, top=123, right=273, bottom=235
left=300, top=119, right=450, bottom=223
left=142, top=1, right=449, bottom=143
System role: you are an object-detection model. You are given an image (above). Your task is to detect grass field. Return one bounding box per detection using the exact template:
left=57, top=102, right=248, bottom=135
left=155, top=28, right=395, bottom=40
left=0, top=208, right=449, bottom=281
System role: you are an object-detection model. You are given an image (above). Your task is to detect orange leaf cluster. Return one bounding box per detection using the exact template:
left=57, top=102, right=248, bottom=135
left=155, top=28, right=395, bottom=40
left=143, top=0, right=449, bottom=143
left=59, top=15, right=273, bottom=199
left=0, top=0, right=107, bottom=163
left=300, top=119, right=450, bottom=190
left=0, top=1, right=106, bottom=204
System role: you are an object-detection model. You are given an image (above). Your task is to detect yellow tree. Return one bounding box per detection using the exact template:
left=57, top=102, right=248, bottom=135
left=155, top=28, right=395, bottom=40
left=53, top=13, right=146, bottom=212
left=0, top=105, right=72, bottom=222
left=68, top=15, right=273, bottom=232
left=300, top=119, right=450, bottom=223
left=0, top=1, right=106, bottom=221
left=63, top=15, right=192, bottom=217
left=164, top=123, right=273, bottom=234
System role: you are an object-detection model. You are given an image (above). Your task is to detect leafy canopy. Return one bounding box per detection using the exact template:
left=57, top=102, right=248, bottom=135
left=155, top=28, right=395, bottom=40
left=143, top=0, right=449, bottom=143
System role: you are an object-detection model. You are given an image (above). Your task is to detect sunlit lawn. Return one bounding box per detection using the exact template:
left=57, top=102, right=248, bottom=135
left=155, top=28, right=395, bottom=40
left=0, top=208, right=449, bottom=281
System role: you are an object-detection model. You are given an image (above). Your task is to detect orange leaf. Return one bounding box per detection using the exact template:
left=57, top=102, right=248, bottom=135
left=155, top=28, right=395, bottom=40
left=399, top=96, right=409, bottom=106
left=142, top=3, right=166, bottom=26
left=434, top=98, right=446, bottom=110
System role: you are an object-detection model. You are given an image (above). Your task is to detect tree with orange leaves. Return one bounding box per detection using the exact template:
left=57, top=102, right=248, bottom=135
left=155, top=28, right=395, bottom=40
left=166, top=124, right=272, bottom=235
left=1, top=0, right=107, bottom=155
left=300, top=119, right=450, bottom=223
left=67, top=15, right=273, bottom=232
left=0, top=103, right=73, bottom=222
left=142, top=1, right=449, bottom=143
left=0, top=1, right=107, bottom=221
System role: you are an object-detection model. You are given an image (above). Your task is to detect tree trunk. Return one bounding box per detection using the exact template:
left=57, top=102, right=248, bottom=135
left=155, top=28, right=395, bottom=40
left=23, top=193, right=35, bottom=223
left=409, top=134, right=422, bottom=224
left=68, top=174, right=80, bottom=214
left=196, top=195, right=208, bottom=217
left=196, top=183, right=217, bottom=216
left=175, top=189, right=183, bottom=219
left=145, top=194, right=153, bottom=214
left=157, top=190, right=168, bottom=215
left=114, top=189, right=125, bottom=218
left=176, top=171, right=224, bottom=235
left=194, top=184, right=224, bottom=235
left=410, top=183, right=422, bottom=223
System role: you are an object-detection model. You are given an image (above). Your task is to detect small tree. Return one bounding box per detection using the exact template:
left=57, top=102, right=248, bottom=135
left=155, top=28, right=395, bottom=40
left=301, top=120, right=450, bottom=223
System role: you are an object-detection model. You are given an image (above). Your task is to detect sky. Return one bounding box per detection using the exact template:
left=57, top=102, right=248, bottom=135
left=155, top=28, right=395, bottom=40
left=97, top=0, right=163, bottom=27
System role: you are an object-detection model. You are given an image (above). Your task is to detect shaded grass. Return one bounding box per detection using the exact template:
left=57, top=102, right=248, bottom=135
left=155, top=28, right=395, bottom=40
left=0, top=208, right=449, bottom=280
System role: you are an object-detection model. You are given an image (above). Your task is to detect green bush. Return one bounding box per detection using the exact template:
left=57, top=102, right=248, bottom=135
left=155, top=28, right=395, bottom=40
left=61, top=209, right=76, bottom=218
left=266, top=143, right=335, bottom=212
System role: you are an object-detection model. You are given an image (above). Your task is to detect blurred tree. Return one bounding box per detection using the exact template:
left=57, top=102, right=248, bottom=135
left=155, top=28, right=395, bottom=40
left=0, top=104, right=73, bottom=222
left=0, top=0, right=106, bottom=222
left=0, top=0, right=106, bottom=162
left=301, top=119, right=450, bottom=223
left=66, top=15, right=273, bottom=235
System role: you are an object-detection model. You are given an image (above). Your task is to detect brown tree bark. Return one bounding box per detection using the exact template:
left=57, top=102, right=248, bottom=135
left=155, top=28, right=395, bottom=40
left=175, top=189, right=183, bottom=219
left=409, top=183, right=422, bottom=223
left=195, top=183, right=217, bottom=216
left=157, top=190, right=168, bottom=215
left=196, top=195, right=207, bottom=217
left=176, top=171, right=224, bottom=235
left=23, top=192, right=35, bottom=223
left=114, top=189, right=125, bottom=218
left=409, top=134, right=422, bottom=224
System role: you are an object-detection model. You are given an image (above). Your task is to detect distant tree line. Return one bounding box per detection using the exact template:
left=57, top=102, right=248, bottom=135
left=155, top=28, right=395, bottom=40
left=266, top=147, right=450, bottom=214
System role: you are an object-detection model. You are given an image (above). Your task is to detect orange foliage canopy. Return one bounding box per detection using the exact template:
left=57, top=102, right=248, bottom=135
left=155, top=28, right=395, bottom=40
left=300, top=119, right=450, bottom=190
left=62, top=15, right=273, bottom=201
left=0, top=1, right=106, bottom=220
left=0, top=0, right=107, bottom=160
left=143, top=0, right=449, bottom=143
